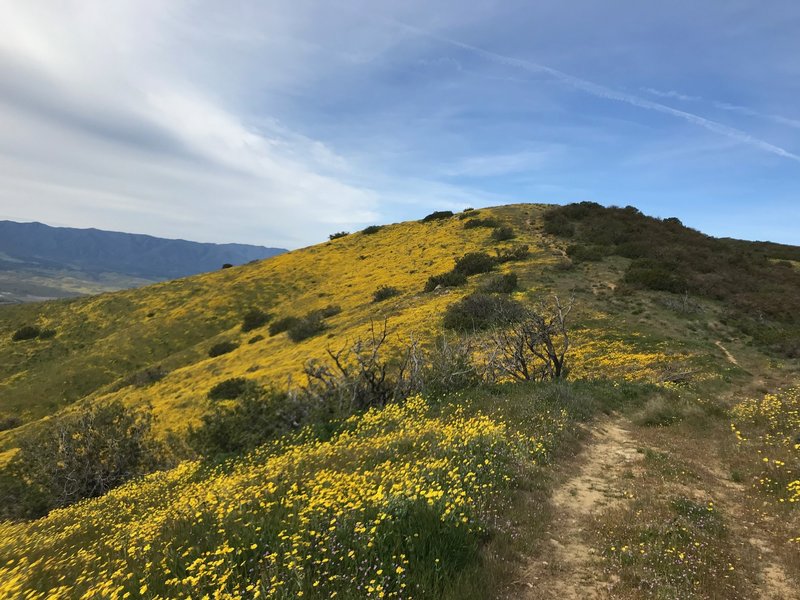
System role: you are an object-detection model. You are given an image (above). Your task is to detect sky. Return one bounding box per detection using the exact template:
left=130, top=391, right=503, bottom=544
left=0, top=1, right=798, bottom=249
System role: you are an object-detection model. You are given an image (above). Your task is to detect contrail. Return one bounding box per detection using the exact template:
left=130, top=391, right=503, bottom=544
left=387, top=17, right=800, bottom=163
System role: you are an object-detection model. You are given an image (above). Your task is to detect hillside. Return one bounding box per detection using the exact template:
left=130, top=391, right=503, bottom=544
left=0, top=220, right=285, bottom=303
left=0, top=203, right=797, bottom=600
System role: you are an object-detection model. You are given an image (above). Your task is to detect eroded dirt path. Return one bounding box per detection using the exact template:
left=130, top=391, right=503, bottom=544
left=519, top=417, right=640, bottom=599
left=513, top=413, right=799, bottom=600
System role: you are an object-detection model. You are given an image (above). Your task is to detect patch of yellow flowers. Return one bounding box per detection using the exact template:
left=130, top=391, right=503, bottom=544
left=0, top=395, right=560, bottom=599
left=731, top=386, right=799, bottom=537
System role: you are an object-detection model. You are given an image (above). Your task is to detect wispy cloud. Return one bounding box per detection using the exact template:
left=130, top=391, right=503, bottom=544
left=443, top=150, right=553, bottom=177
left=385, top=17, right=800, bottom=163
left=642, top=88, right=800, bottom=130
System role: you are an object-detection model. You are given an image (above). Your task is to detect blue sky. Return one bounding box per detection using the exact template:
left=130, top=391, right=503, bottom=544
left=0, top=1, right=798, bottom=248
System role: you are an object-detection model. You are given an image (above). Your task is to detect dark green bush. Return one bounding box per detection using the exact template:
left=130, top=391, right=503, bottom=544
left=362, top=225, right=383, bottom=235
left=329, top=231, right=349, bottom=240
left=624, top=260, right=687, bottom=294
left=123, top=366, right=168, bottom=387
left=542, top=214, right=575, bottom=237
left=373, top=285, right=401, bottom=302
left=11, top=325, right=40, bottom=341
left=443, top=293, right=525, bottom=331
left=0, top=401, right=160, bottom=519
left=463, top=217, right=499, bottom=229
left=457, top=208, right=477, bottom=220
left=566, top=244, right=608, bottom=263
left=208, top=377, right=252, bottom=400
left=424, top=270, right=468, bottom=292
left=490, top=226, right=515, bottom=241
left=189, top=387, right=311, bottom=456
left=421, top=210, right=454, bottom=222
left=0, top=414, right=22, bottom=431
left=248, top=334, right=264, bottom=344
left=38, top=328, right=56, bottom=340
left=269, top=316, right=301, bottom=336
left=495, top=244, right=530, bottom=263
left=479, top=272, right=518, bottom=294
left=454, top=252, right=496, bottom=275
left=288, top=313, right=327, bottom=342
left=208, top=341, right=239, bottom=358
left=241, top=308, right=271, bottom=332
left=315, top=304, right=342, bottom=318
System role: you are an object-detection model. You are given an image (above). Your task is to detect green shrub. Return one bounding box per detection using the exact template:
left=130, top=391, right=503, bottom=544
left=241, top=308, right=271, bottom=332
left=208, top=377, right=252, bottom=400
left=328, top=231, right=349, bottom=240
left=38, top=328, right=56, bottom=340
left=458, top=208, right=477, bottom=220
left=11, top=325, right=40, bottom=341
left=495, top=244, right=530, bottom=263
left=248, top=334, right=264, bottom=344
left=123, top=365, right=168, bottom=387
left=542, top=214, right=575, bottom=237
left=361, top=225, right=383, bottom=235
left=479, top=272, right=518, bottom=294
left=373, top=285, right=401, bottom=302
left=269, top=315, right=301, bottom=336
left=421, top=210, right=454, bottom=222
left=424, top=270, right=468, bottom=292
left=189, top=387, right=311, bottom=456
left=454, top=252, right=496, bottom=275
left=0, top=414, right=22, bottom=432
left=443, top=293, right=525, bottom=331
left=208, top=341, right=239, bottom=358
left=624, top=259, right=688, bottom=294
left=315, top=304, right=342, bottom=318
left=463, top=217, right=499, bottom=229
left=0, top=401, right=160, bottom=519
left=490, top=226, right=515, bottom=241
left=566, top=244, right=608, bottom=263
left=288, top=313, right=327, bottom=342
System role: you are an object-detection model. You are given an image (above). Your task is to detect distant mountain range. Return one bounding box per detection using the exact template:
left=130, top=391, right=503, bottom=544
left=0, top=220, right=286, bottom=303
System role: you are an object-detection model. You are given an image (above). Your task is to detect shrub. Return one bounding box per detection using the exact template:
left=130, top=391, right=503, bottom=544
left=123, top=365, right=168, bottom=387
left=424, top=270, right=468, bottom=292
left=480, top=272, right=518, bottom=294
left=542, top=214, right=575, bottom=237
left=443, top=293, right=525, bottom=331
left=0, top=401, right=159, bottom=519
left=269, top=316, right=301, bottom=336
left=490, top=226, right=515, bottom=241
left=463, top=217, right=499, bottom=229
left=288, top=313, right=327, bottom=342
left=421, top=335, right=480, bottom=395
left=208, top=341, right=239, bottom=358
left=566, top=244, right=608, bottom=263
left=633, top=396, right=705, bottom=427
left=0, top=414, right=22, bottom=432
left=421, top=210, right=454, bottom=222
left=315, top=304, right=342, bottom=318
left=248, top=334, right=264, bottom=344
left=624, top=259, right=688, bottom=294
left=241, top=308, right=271, bottom=332
left=454, top=252, right=496, bottom=275
left=11, top=325, right=40, bottom=341
left=495, top=244, right=530, bottom=263
left=458, top=208, right=478, bottom=220
left=38, top=328, right=56, bottom=340
left=208, top=377, right=252, bottom=401
left=221, top=263, right=233, bottom=269
left=329, top=231, right=349, bottom=240
left=361, top=225, right=383, bottom=235
left=373, top=285, right=401, bottom=302
left=189, top=387, right=310, bottom=456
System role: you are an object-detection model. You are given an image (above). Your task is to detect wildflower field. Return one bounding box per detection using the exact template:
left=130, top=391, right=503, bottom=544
left=731, top=386, right=800, bottom=538
left=0, top=388, right=580, bottom=599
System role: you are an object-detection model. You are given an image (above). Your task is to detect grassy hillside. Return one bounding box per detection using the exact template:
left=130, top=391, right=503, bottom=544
left=1, top=203, right=698, bottom=440
left=0, top=203, right=797, bottom=599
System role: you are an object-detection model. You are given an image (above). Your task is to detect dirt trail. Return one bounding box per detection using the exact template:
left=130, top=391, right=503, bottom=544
left=520, top=417, right=641, bottom=599
left=514, top=413, right=799, bottom=600
left=715, top=340, right=740, bottom=367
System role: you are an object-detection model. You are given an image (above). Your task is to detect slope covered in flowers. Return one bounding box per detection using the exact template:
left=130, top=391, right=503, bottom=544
left=0, top=393, right=572, bottom=599
left=0, top=203, right=691, bottom=445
